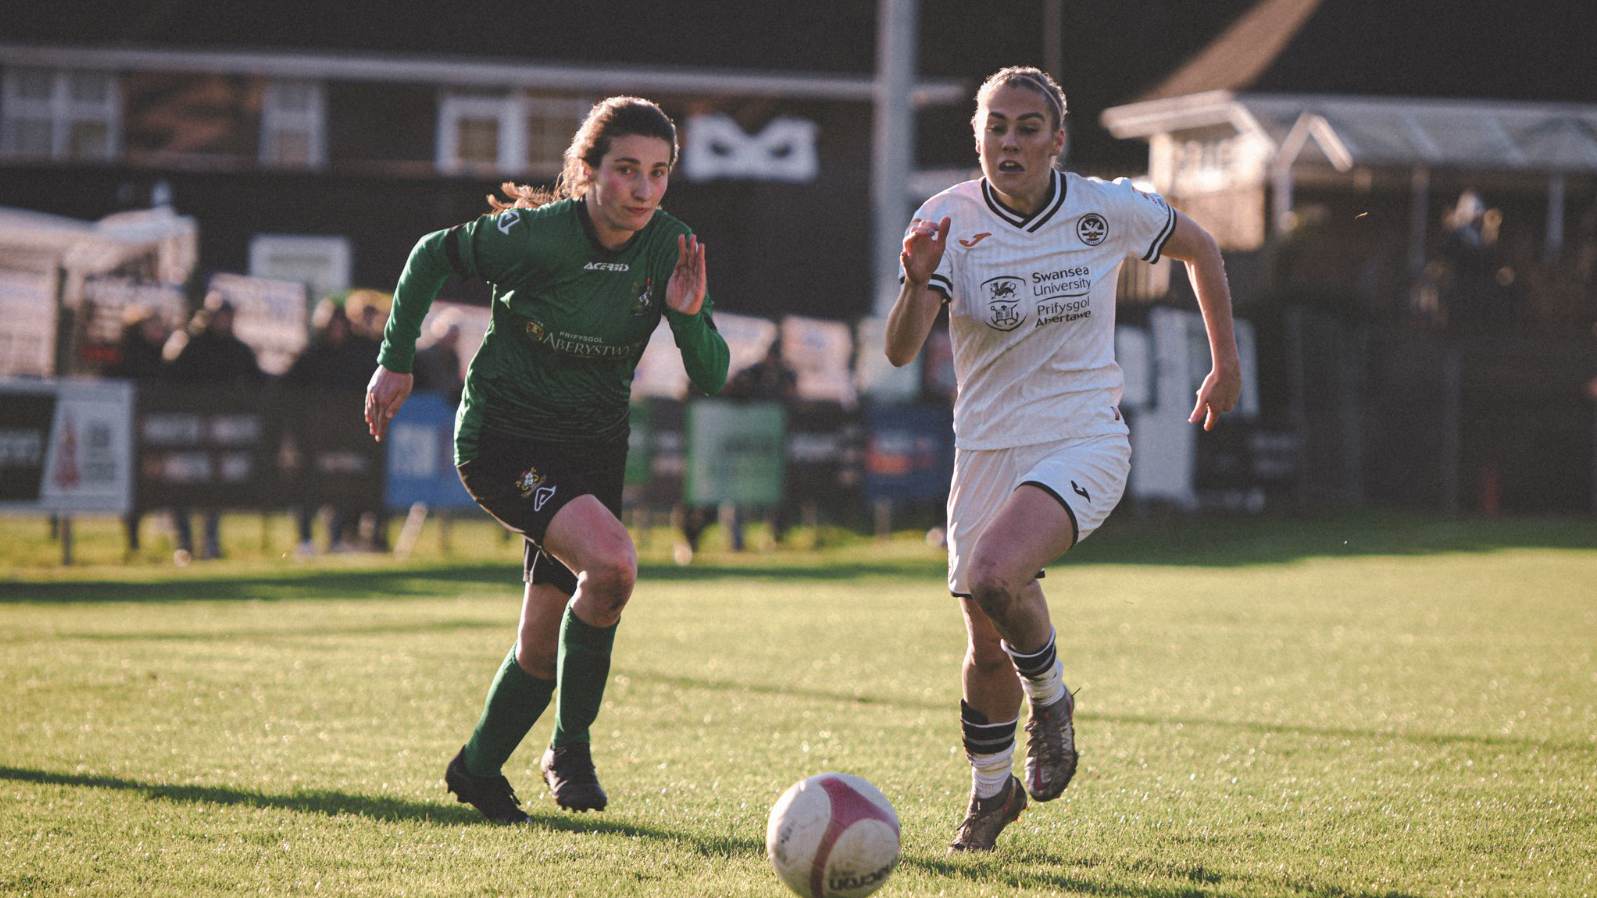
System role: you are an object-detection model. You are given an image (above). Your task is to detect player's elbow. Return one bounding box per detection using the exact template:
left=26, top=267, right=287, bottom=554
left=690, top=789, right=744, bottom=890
left=696, top=371, right=727, bottom=396
left=884, top=341, right=918, bottom=368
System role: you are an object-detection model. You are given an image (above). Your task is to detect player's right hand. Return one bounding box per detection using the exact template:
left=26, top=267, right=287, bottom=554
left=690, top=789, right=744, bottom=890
left=365, top=365, right=413, bottom=442
left=900, top=216, right=950, bottom=287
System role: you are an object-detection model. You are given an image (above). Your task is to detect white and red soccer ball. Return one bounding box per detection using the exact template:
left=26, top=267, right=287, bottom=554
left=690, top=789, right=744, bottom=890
left=766, top=773, right=900, bottom=898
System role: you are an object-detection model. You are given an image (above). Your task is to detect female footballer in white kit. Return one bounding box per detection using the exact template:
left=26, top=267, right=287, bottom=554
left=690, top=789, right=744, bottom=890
left=885, top=66, right=1242, bottom=852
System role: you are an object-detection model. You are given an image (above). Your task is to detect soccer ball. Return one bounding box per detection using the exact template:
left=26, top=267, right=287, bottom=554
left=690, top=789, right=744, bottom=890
left=765, top=773, right=900, bottom=898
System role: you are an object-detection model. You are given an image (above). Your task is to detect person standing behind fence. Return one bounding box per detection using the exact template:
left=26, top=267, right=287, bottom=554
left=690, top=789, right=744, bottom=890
left=166, top=297, right=265, bottom=562
left=283, top=299, right=375, bottom=554
left=719, top=340, right=798, bottom=550
left=364, top=96, right=729, bottom=825
left=411, top=307, right=466, bottom=405
left=885, top=66, right=1242, bottom=852
left=107, top=302, right=172, bottom=555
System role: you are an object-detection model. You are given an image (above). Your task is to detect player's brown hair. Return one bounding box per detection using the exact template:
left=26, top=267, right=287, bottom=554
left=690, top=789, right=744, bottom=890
left=489, top=96, right=679, bottom=213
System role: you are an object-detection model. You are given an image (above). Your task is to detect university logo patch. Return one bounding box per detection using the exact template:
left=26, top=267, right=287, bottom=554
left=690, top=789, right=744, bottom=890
left=981, top=276, right=1026, bottom=332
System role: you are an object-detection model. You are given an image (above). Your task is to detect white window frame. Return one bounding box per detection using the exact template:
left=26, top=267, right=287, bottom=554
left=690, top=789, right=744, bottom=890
left=259, top=79, right=326, bottom=169
left=436, top=91, right=588, bottom=177
left=522, top=95, right=590, bottom=177
left=437, top=91, right=525, bottom=176
left=0, top=67, right=120, bottom=161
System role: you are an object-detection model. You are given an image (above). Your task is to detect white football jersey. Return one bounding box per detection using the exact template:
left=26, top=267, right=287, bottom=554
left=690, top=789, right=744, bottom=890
left=903, top=170, right=1175, bottom=449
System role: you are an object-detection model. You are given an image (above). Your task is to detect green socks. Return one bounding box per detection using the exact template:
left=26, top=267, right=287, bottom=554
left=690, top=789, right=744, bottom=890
left=458, top=604, right=619, bottom=775
left=461, top=645, right=555, bottom=777
left=551, top=605, right=618, bottom=748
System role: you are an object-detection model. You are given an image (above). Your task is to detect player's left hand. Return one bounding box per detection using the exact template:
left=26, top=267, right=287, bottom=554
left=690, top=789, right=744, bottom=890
left=1190, top=364, right=1242, bottom=431
left=665, top=234, right=707, bottom=315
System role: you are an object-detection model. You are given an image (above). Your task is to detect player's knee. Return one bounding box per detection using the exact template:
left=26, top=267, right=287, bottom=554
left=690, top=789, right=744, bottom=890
left=968, top=558, right=1019, bottom=620
left=581, top=548, right=637, bottom=615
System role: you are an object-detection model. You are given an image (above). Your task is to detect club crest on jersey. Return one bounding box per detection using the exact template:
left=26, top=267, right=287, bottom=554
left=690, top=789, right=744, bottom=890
left=525, top=319, right=547, bottom=342
left=630, top=277, right=655, bottom=317
left=1077, top=213, right=1108, bottom=246
left=515, top=467, right=557, bottom=511
left=981, top=276, right=1026, bottom=332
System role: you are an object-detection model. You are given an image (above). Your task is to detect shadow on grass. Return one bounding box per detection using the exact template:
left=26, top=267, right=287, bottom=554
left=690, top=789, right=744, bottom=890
left=3, top=511, right=1591, bottom=606
left=3, top=765, right=1421, bottom=898
left=906, top=849, right=1424, bottom=898
left=1069, top=510, right=1597, bottom=568
left=0, top=559, right=946, bottom=604
left=0, top=763, right=762, bottom=858
left=623, top=667, right=1595, bottom=755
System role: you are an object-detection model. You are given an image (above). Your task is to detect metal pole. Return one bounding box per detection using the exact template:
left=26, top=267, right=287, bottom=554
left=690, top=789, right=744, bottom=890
left=1546, top=173, right=1566, bottom=263
left=1408, top=165, right=1430, bottom=289
left=871, top=0, right=918, bottom=317
left=1440, top=344, right=1461, bottom=514
left=1043, top=0, right=1062, bottom=82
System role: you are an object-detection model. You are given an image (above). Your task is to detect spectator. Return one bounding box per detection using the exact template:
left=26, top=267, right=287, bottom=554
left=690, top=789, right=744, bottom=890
left=724, top=340, right=798, bottom=403
left=346, top=291, right=388, bottom=366
left=107, top=302, right=171, bottom=383
left=168, top=297, right=264, bottom=388
left=1442, top=190, right=1494, bottom=331
left=412, top=307, right=466, bottom=404
left=106, top=303, right=172, bottom=555
left=716, top=340, right=798, bottom=551
left=167, top=296, right=264, bottom=562
left=283, top=300, right=376, bottom=554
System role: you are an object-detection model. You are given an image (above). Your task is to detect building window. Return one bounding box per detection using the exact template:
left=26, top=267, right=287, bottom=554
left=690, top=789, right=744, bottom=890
left=260, top=80, right=325, bottom=169
left=523, top=96, right=588, bottom=176
left=0, top=68, right=119, bottom=161
left=437, top=92, right=587, bottom=177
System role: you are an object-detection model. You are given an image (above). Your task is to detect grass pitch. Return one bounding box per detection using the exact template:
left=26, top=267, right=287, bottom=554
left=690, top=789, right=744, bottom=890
left=2, top=511, right=1594, bottom=896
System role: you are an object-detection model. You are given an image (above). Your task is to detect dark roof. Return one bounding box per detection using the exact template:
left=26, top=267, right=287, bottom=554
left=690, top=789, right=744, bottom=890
left=0, top=0, right=1260, bottom=170
left=2, top=0, right=883, bottom=72
left=1141, top=0, right=1597, bottom=105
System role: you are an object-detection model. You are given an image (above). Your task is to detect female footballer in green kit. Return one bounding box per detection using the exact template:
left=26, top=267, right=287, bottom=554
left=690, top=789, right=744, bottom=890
left=365, top=97, right=729, bottom=824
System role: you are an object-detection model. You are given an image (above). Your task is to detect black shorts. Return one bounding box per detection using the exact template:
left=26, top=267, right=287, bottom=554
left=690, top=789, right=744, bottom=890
left=456, top=431, right=628, bottom=596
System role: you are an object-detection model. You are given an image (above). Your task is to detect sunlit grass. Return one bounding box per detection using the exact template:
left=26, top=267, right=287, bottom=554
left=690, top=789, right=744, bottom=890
left=3, top=511, right=1595, bottom=896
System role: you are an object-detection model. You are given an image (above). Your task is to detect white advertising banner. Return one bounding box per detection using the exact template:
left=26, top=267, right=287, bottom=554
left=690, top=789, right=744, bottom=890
left=0, top=379, right=135, bottom=514
left=0, top=267, right=58, bottom=378
left=781, top=314, right=857, bottom=407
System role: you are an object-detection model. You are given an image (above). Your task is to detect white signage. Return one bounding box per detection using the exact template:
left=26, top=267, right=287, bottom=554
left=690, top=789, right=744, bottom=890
left=683, top=114, right=819, bottom=183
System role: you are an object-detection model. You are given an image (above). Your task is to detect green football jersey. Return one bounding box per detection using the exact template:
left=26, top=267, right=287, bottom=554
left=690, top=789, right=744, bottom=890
left=378, top=197, right=729, bottom=461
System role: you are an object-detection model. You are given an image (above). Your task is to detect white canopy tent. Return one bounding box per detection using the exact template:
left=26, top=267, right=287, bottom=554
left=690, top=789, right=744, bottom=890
left=1103, top=91, right=1597, bottom=267
left=0, top=205, right=196, bottom=376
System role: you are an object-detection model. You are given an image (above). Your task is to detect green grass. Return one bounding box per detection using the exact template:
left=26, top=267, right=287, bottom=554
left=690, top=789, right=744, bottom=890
left=2, top=510, right=1595, bottom=896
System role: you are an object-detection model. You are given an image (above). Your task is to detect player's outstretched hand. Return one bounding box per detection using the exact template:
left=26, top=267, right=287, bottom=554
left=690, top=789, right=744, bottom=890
left=900, top=216, right=950, bottom=287
left=666, top=234, right=707, bottom=316
left=366, top=365, right=413, bottom=442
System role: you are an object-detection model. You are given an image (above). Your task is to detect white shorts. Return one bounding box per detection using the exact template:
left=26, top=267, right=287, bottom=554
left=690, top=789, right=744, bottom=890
left=946, top=433, right=1131, bottom=596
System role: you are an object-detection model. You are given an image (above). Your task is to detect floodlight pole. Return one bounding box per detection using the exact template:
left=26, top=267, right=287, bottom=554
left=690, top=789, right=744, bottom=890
left=871, top=0, right=917, bottom=317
